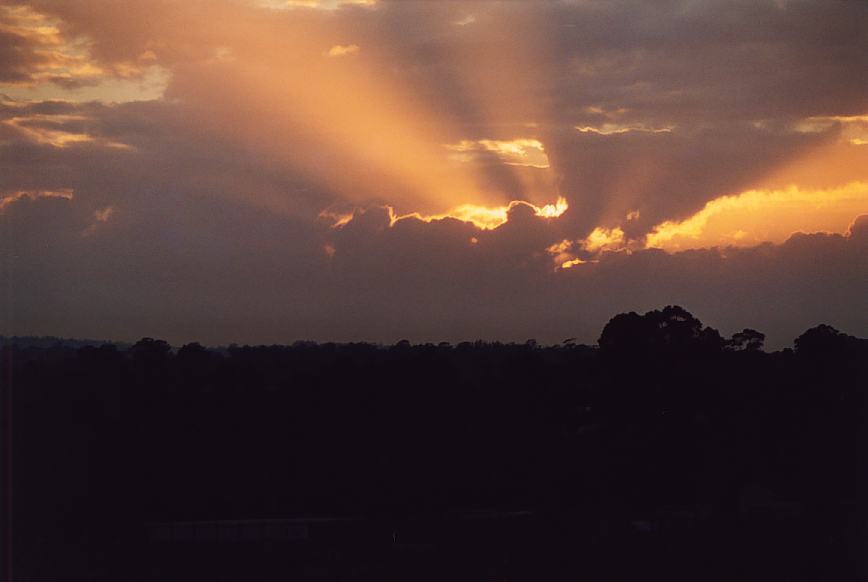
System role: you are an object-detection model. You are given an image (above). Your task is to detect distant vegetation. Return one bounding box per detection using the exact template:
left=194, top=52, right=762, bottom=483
left=4, top=306, right=866, bottom=581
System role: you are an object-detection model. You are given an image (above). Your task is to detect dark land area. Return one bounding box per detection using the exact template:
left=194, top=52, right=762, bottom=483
left=2, top=306, right=866, bottom=581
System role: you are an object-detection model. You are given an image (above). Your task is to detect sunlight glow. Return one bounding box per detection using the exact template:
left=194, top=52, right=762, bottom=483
left=7, top=2, right=866, bottom=264
left=445, top=138, right=550, bottom=168
left=326, top=44, right=360, bottom=58
left=546, top=239, right=576, bottom=268
left=318, top=209, right=355, bottom=229
left=645, top=182, right=868, bottom=251
left=0, top=189, right=74, bottom=213
left=787, top=114, right=868, bottom=147
left=546, top=226, right=627, bottom=270
left=560, top=258, right=586, bottom=269
left=576, top=123, right=674, bottom=135
left=81, top=206, right=115, bottom=237
left=326, top=196, right=569, bottom=231
left=192, top=12, right=492, bottom=216
left=2, top=113, right=131, bottom=149
left=583, top=227, right=626, bottom=252
left=269, top=0, right=377, bottom=10
left=392, top=196, right=568, bottom=230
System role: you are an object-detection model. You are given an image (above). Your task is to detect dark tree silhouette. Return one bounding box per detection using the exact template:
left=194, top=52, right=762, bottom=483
left=3, top=307, right=867, bottom=582
left=794, top=324, right=863, bottom=356
left=727, top=328, right=765, bottom=352
left=598, top=305, right=724, bottom=357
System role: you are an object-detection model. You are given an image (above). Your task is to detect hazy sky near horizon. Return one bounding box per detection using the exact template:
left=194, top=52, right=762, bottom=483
left=1, top=0, right=867, bottom=347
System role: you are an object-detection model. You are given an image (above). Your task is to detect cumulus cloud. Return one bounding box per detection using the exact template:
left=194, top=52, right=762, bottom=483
left=645, top=182, right=868, bottom=251
left=4, top=185, right=867, bottom=348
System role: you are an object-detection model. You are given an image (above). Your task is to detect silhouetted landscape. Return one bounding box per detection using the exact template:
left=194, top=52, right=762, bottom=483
left=2, top=306, right=866, bottom=581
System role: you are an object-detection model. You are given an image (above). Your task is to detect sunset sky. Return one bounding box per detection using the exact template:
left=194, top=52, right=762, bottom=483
left=1, top=0, right=867, bottom=347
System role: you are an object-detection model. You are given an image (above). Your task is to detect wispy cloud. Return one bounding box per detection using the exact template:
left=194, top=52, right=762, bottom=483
left=325, top=44, right=360, bottom=58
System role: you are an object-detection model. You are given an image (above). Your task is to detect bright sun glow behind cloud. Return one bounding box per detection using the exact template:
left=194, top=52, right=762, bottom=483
left=0, top=188, right=74, bottom=213
left=4, top=1, right=868, bottom=265
left=323, top=197, right=568, bottom=232
left=645, top=181, right=868, bottom=251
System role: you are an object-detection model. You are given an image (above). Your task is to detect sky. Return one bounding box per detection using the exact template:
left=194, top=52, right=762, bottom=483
left=1, top=0, right=867, bottom=348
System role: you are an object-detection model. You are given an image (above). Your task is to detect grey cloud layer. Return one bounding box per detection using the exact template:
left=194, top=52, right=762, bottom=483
left=3, top=187, right=867, bottom=347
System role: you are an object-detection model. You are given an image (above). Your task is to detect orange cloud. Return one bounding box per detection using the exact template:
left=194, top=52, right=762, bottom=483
left=328, top=196, right=568, bottom=231
left=408, top=197, right=565, bottom=230
left=81, top=205, right=115, bottom=236
left=445, top=138, right=550, bottom=168
left=583, top=226, right=626, bottom=252
left=0, top=188, right=74, bottom=213
left=325, top=44, right=359, bottom=58
left=391, top=196, right=566, bottom=230
left=576, top=123, right=673, bottom=135
left=546, top=226, right=627, bottom=270
left=0, top=4, right=168, bottom=102
left=275, top=0, right=377, bottom=9
left=645, top=182, right=868, bottom=251
left=2, top=112, right=131, bottom=148
left=791, top=114, right=868, bottom=146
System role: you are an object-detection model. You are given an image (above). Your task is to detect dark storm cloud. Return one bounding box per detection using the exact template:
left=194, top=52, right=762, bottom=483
left=4, top=177, right=866, bottom=349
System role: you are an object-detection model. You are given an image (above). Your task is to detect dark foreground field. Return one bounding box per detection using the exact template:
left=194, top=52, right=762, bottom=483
left=3, top=307, right=867, bottom=580
left=58, top=513, right=862, bottom=582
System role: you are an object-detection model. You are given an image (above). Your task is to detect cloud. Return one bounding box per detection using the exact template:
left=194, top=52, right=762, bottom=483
left=272, top=0, right=377, bottom=10
left=445, top=138, right=550, bottom=169
left=4, top=185, right=867, bottom=349
left=11, top=0, right=866, bottom=223
left=81, top=204, right=113, bottom=236
left=0, top=3, right=168, bottom=102
left=0, top=187, right=72, bottom=212
left=849, top=214, right=868, bottom=237
left=325, top=44, right=359, bottom=57
left=646, top=182, right=868, bottom=251
left=543, top=122, right=834, bottom=239
left=792, top=114, right=868, bottom=146
left=1, top=109, right=133, bottom=148
left=576, top=123, right=673, bottom=136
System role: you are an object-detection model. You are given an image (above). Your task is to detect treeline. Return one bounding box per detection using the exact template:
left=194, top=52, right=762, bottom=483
left=3, top=306, right=868, bottom=580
